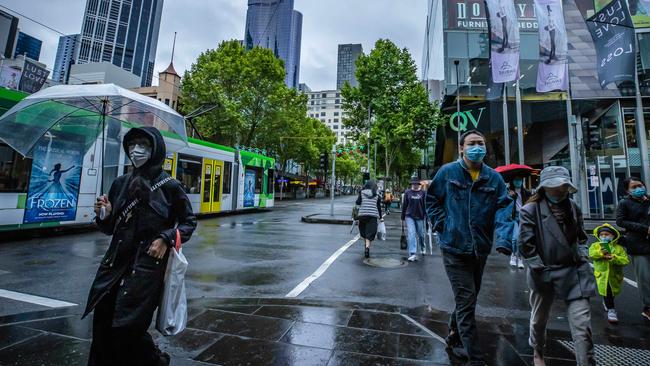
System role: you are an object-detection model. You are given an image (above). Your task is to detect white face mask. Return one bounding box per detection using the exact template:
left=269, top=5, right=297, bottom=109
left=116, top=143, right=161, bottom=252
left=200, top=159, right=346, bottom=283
left=129, top=143, right=152, bottom=168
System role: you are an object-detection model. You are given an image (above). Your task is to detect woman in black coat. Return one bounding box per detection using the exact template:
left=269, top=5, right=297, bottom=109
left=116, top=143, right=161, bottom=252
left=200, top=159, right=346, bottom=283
left=84, top=127, right=197, bottom=366
left=615, top=177, right=650, bottom=320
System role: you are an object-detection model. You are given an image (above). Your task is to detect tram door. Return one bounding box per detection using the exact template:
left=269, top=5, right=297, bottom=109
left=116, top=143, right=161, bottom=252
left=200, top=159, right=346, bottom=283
left=200, top=159, right=224, bottom=213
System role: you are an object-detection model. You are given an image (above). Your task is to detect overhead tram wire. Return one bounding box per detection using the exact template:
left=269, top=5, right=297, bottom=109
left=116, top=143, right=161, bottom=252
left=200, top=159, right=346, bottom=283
left=0, top=4, right=179, bottom=90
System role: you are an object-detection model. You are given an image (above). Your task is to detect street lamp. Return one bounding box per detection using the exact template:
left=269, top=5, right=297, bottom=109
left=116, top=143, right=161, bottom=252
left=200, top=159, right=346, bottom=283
left=454, top=60, right=461, bottom=150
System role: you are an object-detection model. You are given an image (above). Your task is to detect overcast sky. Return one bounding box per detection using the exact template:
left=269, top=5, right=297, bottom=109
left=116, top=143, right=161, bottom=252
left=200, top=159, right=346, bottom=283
left=1, top=0, right=428, bottom=90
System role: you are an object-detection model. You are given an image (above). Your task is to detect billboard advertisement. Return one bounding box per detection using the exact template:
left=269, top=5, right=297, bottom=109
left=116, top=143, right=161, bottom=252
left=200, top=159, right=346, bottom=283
left=447, top=0, right=539, bottom=31
left=535, top=0, right=569, bottom=92
left=0, top=66, right=21, bottom=90
left=587, top=0, right=637, bottom=87
left=19, top=59, right=49, bottom=94
left=595, top=0, right=650, bottom=29
left=243, top=169, right=256, bottom=208
left=486, top=0, right=521, bottom=82
left=23, top=133, right=83, bottom=224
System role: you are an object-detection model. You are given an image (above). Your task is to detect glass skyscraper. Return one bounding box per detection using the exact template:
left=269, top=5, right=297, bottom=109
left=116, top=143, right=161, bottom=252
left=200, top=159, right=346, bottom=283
left=336, top=44, right=362, bottom=89
left=53, top=34, right=80, bottom=84
left=245, top=0, right=303, bottom=89
left=13, top=32, right=42, bottom=61
left=77, top=0, right=163, bottom=87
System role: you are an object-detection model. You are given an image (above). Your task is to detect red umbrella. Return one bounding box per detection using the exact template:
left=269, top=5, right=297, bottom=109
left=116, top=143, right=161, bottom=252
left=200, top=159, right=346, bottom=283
left=495, top=164, right=535, bottom=181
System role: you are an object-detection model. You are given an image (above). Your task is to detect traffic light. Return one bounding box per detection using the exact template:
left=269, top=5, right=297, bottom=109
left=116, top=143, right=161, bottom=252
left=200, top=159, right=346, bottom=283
left=319, top=153, right=328, bottom=170
left=586, top=123, right=601, bottom=150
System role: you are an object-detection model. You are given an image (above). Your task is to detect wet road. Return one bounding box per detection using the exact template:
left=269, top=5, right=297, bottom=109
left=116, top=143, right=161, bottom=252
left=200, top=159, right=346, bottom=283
left=0, top=196, right=648, bottom=365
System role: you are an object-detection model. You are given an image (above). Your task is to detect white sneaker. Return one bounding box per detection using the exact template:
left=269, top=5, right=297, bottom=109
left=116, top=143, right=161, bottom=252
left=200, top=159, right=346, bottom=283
left=408, top=255, right=418, bottom=262
left=607, top=309, right=618, bottom=324
left=510, top=254, right=517, bottom=267
left=517, top=257, right=525, bottom=269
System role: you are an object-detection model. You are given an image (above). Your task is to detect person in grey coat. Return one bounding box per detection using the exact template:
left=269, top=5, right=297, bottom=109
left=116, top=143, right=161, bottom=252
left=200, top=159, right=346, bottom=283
left=519, top=166, right=596, bottom=366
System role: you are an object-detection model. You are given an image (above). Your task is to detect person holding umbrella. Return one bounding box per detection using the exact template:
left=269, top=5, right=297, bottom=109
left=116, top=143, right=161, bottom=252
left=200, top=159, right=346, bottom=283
left=83, top=127, right=197, bottom=366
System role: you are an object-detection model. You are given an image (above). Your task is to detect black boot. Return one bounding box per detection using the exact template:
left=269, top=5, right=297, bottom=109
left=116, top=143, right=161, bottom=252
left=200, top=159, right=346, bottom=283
left=365, top=247, right=370, bottom=259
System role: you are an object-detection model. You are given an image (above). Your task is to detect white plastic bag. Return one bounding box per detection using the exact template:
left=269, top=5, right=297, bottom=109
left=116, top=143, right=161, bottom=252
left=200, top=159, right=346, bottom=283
left=377, top=220, right=387, bottom=241
left=156, top=246, right=188, bottom=336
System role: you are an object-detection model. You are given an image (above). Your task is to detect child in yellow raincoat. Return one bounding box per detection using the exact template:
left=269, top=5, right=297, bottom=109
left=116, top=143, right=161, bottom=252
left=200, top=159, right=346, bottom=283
left=589, top=224, right=630, bottom=324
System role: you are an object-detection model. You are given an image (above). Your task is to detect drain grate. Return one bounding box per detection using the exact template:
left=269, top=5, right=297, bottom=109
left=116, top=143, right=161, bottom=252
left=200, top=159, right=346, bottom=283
left=558, top=340, right=650, bottom=366
left=363, top=257, right=408, bottom=268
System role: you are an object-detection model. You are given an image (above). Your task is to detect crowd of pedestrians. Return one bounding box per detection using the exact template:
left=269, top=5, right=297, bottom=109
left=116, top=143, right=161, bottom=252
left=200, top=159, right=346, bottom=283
left=353, top=129, right=649, bottom=366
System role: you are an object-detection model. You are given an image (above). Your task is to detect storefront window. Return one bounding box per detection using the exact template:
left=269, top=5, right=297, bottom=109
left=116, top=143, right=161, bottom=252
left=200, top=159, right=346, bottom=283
left=176, top=154, right=202, bottom=194
left=0, top=143, right=32, bottom=192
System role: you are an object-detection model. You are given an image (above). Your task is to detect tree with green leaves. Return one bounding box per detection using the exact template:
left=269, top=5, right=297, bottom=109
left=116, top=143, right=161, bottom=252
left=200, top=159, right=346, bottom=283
left=341, top=39, right=444, bottom=179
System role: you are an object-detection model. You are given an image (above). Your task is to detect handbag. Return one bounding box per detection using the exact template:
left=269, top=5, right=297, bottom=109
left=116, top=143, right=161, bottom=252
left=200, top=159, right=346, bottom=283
left=352, top=205, right=360, bottom=220
left=400, top=223, right=408, bottom=250
left=156, top=229, right=188, bottom=336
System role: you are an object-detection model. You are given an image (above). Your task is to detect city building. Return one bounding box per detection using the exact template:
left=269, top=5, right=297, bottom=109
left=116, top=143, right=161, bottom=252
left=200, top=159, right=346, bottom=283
left=13, top=32, right=41, bottom=61
left=298, top=83, right=311, bottom=93
left=306, top=89, right=350, bottom=145
left=68, top=61, right=141, bottom=88
left=131, top=61, right=181, bottom=110
left=0, top=10, right=18, bottom=59
left=423, top=0, right=650, bottom=219
left=76, top=0, right=164, bottom=87
left=53, top=34, right=80, bottom=84
left=336, top=44, right=363, bottom=89
left=245, top=0, right=302, bottom=88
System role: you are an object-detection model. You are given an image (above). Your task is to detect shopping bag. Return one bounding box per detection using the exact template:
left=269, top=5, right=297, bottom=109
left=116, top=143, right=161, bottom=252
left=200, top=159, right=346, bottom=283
left=377, top=220, right=387, bottom=241
left=352, top=205, right=360, bottom=220
left=156, top=230, right=188, bottom=336
left=400, top=223, right=407, bottom=250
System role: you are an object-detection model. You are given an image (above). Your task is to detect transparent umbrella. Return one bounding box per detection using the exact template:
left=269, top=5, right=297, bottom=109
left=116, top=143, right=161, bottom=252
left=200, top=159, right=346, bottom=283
left=0, top=83, right=188, bottom=191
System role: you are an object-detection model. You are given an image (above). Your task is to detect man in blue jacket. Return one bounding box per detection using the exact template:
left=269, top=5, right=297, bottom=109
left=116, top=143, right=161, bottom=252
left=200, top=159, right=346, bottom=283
left=426, top=130, right=514, bottom=365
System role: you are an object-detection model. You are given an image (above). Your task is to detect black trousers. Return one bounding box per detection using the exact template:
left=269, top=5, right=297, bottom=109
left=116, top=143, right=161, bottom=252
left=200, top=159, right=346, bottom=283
left=87, top=287, right=161, bottom=366
left=443, top=251, right=488, bottom=365
left=604, top=284, right=615, bottom=310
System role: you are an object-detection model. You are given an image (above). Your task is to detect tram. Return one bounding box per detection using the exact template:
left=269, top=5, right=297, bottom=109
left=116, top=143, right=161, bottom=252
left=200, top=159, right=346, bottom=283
left=0, top=88, right=274, bottom=232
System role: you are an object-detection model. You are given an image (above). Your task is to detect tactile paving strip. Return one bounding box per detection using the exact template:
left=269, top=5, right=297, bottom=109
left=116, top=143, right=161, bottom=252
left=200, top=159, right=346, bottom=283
left=559, top=340, right=650, bottom=366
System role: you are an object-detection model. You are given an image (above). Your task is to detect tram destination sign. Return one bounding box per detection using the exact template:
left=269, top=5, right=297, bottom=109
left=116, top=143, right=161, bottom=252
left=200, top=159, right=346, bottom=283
left=447, top=0, right=539, bottom=32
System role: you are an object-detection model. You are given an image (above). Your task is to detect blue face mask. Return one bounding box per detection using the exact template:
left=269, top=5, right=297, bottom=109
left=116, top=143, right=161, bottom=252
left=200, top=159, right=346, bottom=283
left=465, top=145, right=487, bottom=163
left=631, top=187, right=647, bottom=198
left=599, top=236, right=613, bottom=243
left=546, top=191, right=568, bottom=204
left=513, top=179, right=523, bottom=188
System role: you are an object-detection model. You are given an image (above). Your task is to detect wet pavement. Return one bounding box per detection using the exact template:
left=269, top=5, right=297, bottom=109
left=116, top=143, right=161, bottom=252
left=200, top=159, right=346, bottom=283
left=0, top=196, right=649, bottom=365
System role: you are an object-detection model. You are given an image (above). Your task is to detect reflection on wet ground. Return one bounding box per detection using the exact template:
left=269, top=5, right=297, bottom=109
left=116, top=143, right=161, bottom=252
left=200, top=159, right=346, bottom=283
left=1, top=297, right=648, bottom=365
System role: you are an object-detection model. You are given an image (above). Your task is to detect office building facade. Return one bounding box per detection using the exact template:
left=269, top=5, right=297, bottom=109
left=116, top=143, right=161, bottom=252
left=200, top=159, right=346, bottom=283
left=13, top=32, right=42, bottom=61
left=0, top=10, right=18, bottom=59
left=245, top=0, right=302, bottom=88
left=77, top=0, right=164, bottom=87
left=306, top=90, right=350, bottom=145
left=424, top=0, right=650, bottom=218
left=53, top=34, right=80, bottom=84
left=336, top=44, right=363, bottom=89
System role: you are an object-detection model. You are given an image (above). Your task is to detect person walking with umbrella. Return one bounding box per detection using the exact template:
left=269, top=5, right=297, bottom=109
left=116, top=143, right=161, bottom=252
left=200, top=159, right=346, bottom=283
left=83, top=127, right=197, bottom=366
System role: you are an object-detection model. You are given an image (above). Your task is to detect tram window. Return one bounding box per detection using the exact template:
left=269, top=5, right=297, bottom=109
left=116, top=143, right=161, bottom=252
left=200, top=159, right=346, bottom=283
left=222, top=161, right=232, bottom=194
left=267, top=169, right=275, bottom=194
left=213, top=168, right=221, bottom=202
left=202, top=166, right=212, bottom=203
left=176, top=154, right=202, bottom=194
left=0, top=144, right=32, bottom=192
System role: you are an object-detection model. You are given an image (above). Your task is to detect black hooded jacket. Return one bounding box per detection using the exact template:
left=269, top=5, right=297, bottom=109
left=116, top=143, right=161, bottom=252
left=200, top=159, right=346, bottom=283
left=82, top=127, right=197, bottom=328
left=616, top=195, right=650, bottom=255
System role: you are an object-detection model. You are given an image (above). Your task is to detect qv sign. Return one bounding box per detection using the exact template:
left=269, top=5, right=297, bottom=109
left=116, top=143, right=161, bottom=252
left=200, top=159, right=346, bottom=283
left=449, top=107, right=486, bottom=132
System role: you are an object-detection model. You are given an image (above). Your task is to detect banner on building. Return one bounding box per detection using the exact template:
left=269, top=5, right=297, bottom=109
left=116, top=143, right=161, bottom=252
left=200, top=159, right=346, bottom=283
left=535, top=0, right=569, bottom=92
left=447, top=0, right=539, bottom=32
left=24, top=133, right=83, bottom=224
left=587, top=0, right=636, bottom=88
left=485, top=0, right=521, bottom=82
left=595, top=0, right=650, bottom=29
left=243, top=169, right=256, bottom=208
left=19, top=59, right=49, bottom=94
left=0, top=66, right=21, bottom=90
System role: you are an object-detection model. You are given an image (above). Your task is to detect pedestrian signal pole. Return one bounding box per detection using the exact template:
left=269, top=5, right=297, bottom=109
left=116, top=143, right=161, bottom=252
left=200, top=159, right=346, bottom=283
left=330, top=144, right=336, bottom=217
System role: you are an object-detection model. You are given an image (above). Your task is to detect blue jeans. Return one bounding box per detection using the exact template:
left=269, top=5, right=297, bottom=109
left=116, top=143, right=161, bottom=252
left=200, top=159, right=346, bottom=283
left=405, top=217, right=425, bottom=256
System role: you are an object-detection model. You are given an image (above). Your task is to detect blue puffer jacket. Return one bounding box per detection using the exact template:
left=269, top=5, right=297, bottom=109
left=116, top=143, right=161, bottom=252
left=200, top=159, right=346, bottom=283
left=426, top=159, right=514, bottom=257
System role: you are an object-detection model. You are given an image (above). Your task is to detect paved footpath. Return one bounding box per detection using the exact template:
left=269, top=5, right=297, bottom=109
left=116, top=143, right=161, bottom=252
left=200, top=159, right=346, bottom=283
left=0, top=197, right=648, bottom=365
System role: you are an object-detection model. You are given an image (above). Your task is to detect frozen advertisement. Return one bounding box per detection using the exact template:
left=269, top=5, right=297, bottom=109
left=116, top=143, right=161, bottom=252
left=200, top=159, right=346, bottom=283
left=0, top=66, right=21, bottom=90
left=535, top=0, right=569, bottom=92
left=24, top=134, right=83, bottom=224
left=243, top=169, right=256, bottom=208
left=587, top=0, right=636, bottom=87
left=485, top=0, right=521, bottom=82
left=595, top=0, right=650, bottom=29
